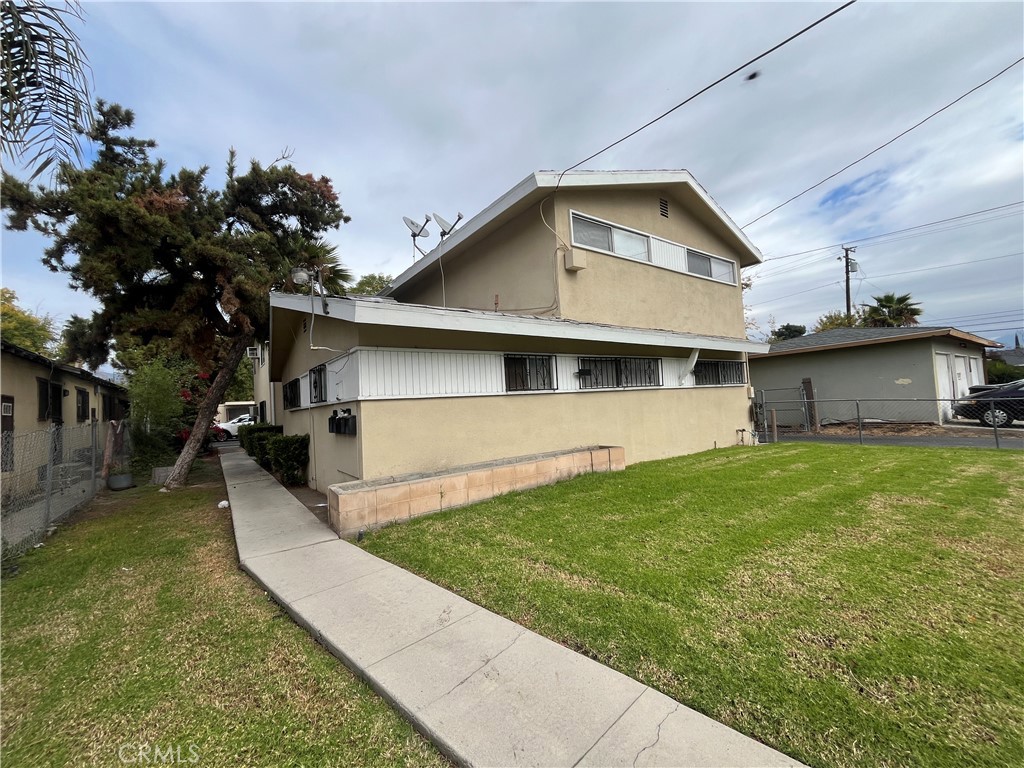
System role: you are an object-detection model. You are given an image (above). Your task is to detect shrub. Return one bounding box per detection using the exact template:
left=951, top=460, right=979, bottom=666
left=239, top=423, right=281, bottom=455
left=267, top=434, right=310, bottom=486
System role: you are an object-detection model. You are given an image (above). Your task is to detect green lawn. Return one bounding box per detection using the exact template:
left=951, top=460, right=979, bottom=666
left=362, top=444, right=1024, bottom=768
left=1, top=456, right=445, bottom=768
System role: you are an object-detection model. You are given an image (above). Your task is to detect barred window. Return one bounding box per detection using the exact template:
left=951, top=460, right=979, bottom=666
left=578, top=357, right=662, bottom=389
left=283, top=378, right=301, bottom=409
left=693, top=360, right=746, bottom=386
left=309, top=364, right=327, bottom=404
left=504, top=355, right=555, bottom=392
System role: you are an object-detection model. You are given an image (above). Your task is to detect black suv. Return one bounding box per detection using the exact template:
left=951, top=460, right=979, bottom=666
left=952, top=379, right=1024, bottom=427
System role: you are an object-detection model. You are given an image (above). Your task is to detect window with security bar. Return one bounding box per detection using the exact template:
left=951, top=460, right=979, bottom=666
left=504, top=354, right=555, bottom=392
left=283, top=378, right=301, bottom=409
left=578, top=357, right=662, bottom=389
left=693, top=360, right=746, bottom=386
left=309, top=363, right=328, bottom=403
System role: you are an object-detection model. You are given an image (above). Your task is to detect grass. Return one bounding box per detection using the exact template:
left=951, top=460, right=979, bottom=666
left=361, top=444, right=1024, bottom=768
left=1, top=455, right=445, bottom=768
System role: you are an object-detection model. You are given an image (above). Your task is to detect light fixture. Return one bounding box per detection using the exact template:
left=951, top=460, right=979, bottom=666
left=292, top=266, right=329, bottom=315
left=290, top=267, right=311, bottom=285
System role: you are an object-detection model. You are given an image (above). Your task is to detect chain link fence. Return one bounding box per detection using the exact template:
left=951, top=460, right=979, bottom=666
left=755, top=394, right=1020, bottom=449
left=1, top=421, right=125, bottom=556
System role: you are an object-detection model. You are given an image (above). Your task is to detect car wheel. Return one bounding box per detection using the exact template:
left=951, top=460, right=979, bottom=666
left=980, top=408, right=1010, bottom=428
left=215, top=430, right=228, bottom=442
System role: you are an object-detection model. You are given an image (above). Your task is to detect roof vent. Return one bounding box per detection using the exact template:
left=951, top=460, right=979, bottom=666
left=659, top=198, right=669, bottom=218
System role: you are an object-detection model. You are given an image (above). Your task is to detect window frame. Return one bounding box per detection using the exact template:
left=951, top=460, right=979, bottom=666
left=692, top=360, right=747, bottom=387
left=503, top=354, right=556, bottom=392
left=577, top=356, right=663, bottom=390
left=283, top=378, right=301, bottom=410
left=309, top=363, right=328, bottom=404
left=569, top=209, right=738, bottom=286
left=75, top=387, right=89, bottom=422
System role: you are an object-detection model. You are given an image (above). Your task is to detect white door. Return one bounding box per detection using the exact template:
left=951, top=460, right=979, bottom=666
left=953, top=355, right=971, bottom=398
left=935, top=353, right=954, bottom=420
left=967, top=356, right=983, bottom=386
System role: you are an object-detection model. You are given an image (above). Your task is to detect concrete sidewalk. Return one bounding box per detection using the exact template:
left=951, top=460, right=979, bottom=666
left=221, top=448, right=805, bottom=768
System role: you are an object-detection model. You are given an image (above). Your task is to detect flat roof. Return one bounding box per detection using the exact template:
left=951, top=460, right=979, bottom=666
left=271, top=292, right=768, bottom=355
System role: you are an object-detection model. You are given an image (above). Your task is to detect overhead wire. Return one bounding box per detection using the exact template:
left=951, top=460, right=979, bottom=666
left=757, top=201, right=1024, bottom=263
left=742, top=57, right=1024, bottom=228
left=551, top=1, right=859, bottom=192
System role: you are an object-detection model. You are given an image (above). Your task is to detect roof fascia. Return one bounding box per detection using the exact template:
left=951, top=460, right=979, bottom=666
left=270, top=293, right=768, bottom=354
left=751, top=328, right=999, bottom=359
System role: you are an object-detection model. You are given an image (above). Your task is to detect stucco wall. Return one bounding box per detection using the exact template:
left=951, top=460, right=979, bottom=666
left=552, top=191, right=746, bottom=337
left=397, top=206, right=558, bottom=315
left=749, top=340, right=966, bottom=401
left=357, top=386, right=753, bottom=482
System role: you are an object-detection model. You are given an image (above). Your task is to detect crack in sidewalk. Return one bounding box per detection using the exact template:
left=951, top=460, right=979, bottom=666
left=420, top=628, right=529, bottom=710
left=632, top=701, right=679, bottom=767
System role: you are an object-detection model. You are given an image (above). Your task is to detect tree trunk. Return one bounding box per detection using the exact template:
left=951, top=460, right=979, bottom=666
left=164, top=329, right=255, bottom=489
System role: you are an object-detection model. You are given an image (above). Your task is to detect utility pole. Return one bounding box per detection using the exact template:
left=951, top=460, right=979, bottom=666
left=842, top=245, right=857, bottom=321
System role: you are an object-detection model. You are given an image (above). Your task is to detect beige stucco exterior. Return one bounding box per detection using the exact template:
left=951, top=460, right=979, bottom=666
left=357, top=386, right=750, bottom=482
left=1, top=345, right=127, bottom=498
left=390, top=186, right=748, bottom=338
left=397, top=205, right=558, bottom=315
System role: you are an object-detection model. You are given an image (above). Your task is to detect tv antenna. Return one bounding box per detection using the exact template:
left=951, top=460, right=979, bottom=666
left=433, top=211, right=463, bottom=240
left=403, top=215, right=431, bottom=260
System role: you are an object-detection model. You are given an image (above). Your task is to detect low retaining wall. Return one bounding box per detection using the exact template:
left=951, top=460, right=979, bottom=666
left=328, top=446, right=625, bottom=538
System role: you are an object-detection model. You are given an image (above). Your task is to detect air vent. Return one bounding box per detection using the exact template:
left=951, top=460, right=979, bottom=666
left=659, top=198, right=669, bottom=218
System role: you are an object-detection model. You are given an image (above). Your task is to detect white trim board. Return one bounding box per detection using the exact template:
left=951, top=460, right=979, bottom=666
left=270, top=293, right=768, bottom=355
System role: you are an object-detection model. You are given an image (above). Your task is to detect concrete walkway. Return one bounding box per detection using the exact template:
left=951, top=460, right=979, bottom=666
left=222, top=448, right=805, bottom=767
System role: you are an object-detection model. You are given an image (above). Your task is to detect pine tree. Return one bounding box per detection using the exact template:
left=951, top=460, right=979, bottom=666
left=2, top=102, right=350, bottom=487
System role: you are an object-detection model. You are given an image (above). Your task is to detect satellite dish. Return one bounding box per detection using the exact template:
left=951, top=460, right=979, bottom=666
left=403, top=215, right=431, bottom=238
left=433, top=211, right=464, bottom=239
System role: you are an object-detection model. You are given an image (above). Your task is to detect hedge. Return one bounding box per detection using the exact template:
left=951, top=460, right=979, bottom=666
left=238, top=423, right=282, bottom=455
left=267, top=434, right=310, bottom=486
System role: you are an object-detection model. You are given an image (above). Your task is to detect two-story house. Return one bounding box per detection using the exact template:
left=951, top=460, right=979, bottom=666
left=265, top=170, right=767, bottom=500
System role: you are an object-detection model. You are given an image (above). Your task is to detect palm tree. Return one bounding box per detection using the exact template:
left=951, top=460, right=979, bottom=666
left=863, top=292, right=922, bottom=327
left=279, top=237, right=352, bottom=296
left=1, top=0, right=94, bottom=180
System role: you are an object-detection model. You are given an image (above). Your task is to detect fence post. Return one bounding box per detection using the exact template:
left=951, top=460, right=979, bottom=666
left=990, top=401, right=1001, bottom=450
left=801, top=378, right=819, bottom=433
left=42, top=424, right=57, bottom=531
left=856, top=400, right=864, bottom=445
left=770, top=409, right=778, bottom=444
left=90, top=420, right=98, bottom=494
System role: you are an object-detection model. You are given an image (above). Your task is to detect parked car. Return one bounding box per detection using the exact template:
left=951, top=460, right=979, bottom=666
left=952, top=379, right=1024, bottom=427
left=217, top=413, right=253, bottom=439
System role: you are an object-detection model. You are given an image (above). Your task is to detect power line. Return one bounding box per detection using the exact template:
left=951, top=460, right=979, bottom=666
left=750, top=252, right=1022, bottom=307
left=742, top=57, right=1024, bottom=228
left=554, top=1, right=859, bottom=187
left=866, top=252, right=1021, bottom=279
left=750, top=280, right=841, bottom=306
left=758, top=201, right=1024, bottom=263
left=922, top=309, right=1023, bottom=323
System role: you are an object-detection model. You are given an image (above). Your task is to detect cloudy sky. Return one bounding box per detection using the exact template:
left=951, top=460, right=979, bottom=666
left=3, top=1, right=1023, bottom=352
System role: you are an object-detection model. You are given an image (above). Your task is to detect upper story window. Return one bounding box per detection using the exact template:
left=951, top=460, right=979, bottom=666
left=578, top=357, right=663, bottom=389
left=504, top=354, right=555, bottom=392
left=570, top=211, right=737, bottom=285
left=571, top=214, right=650, bottom=262
left=687, top=249, right=735, bottom=283
left=693, top=360, right=746, bottom=386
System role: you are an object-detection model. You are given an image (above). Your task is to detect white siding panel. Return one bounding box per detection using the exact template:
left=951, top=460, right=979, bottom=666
left=359, top=349, right=505, bottom=399
left=556, top=355, right=581, bottom=391
left=651, top=238, right=688, bottom=274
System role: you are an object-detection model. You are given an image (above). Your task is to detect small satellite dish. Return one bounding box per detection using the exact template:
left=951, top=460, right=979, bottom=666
left=403, top=215, right=431, bottom=238
left=433, top=211, right=464, bottom=239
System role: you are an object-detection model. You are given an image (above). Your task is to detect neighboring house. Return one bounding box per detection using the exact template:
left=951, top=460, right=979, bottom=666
left=266, top=170, right=769, bottom=494
left=1, top=340, right=128, bottom=497
left=216, top=401, right=256, bottom=423
left=991, top=334, right=1024, bottom=368
left=748, top=327, right=1000, bottom=426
